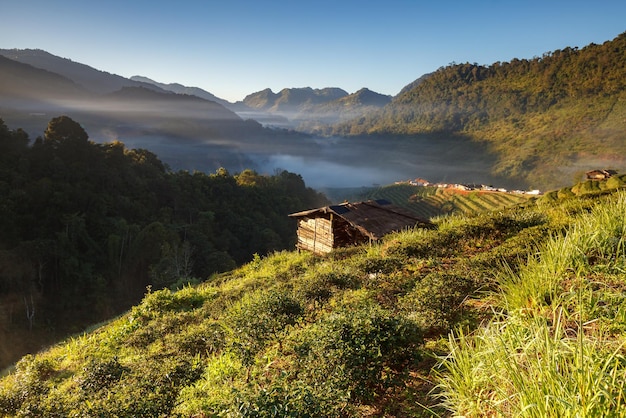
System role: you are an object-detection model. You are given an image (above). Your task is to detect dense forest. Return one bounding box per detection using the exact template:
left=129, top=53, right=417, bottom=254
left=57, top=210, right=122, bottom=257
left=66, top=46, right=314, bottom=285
left=0, top=116, right=328, bottom=368
left=329, top=32, right=626, bottom=187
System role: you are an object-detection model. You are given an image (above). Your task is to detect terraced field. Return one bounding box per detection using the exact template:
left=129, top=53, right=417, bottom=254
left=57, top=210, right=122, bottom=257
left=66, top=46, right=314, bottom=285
left=354, top=184, right=531, bottom=218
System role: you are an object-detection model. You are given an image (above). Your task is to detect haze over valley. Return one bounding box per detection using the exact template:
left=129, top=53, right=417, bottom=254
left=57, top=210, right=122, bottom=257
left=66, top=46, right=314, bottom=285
left=3, top=31, right=626, bottom=192
left=3, top=2, right=626, bottom=414
left=0, top=48, right=514, bottom=191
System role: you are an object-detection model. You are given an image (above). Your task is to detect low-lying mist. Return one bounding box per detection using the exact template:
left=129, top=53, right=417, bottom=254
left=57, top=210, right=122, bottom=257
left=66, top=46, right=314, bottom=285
left=112, top=132, right=513, bottom=190
left=1, top=96, right=517, bottom=192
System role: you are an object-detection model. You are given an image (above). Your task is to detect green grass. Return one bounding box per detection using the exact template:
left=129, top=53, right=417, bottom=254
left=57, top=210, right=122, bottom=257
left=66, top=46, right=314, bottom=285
left=437, top=191, right=626, bottom=417
left=2, top=186, right=626, bottom=417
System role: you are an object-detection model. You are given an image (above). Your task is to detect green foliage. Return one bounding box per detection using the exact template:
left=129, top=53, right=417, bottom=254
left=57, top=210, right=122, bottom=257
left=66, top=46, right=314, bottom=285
left=401, top=272, right=477, bottom=333
left=0, top=355, right=57, bottom=416
left=438, top=314, right=626, bottom=417
left=293, top=261, right=361, bottom=304
left=231, top=380, right=346, bottom=418
left=78, top=356, right=128, bottom=393
left=438, top=191, right=626, bottom=416
left=0, top=116, right=329, bottom=369
left=226, top=290, right=303, bottom=363
left=4, top=185, right=626, bottom=416
left=291, top=304, right=423, bottom=402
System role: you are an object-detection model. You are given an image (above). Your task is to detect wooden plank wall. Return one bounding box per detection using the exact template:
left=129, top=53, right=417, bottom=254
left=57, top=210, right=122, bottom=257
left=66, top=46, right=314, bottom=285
left=296, top=217, right=334, bottom=254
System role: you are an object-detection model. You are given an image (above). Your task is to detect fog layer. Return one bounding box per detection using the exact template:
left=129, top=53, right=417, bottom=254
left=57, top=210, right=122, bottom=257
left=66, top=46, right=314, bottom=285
left=1, top=94, right=514, bottom=190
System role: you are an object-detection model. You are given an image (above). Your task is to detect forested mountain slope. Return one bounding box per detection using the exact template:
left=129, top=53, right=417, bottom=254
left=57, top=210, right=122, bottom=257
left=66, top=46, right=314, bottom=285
left=330, top=32, right=626, bottom=188
left=0, top=116, right=327, bottom=370
left=2, top=177, right=626, bottom=416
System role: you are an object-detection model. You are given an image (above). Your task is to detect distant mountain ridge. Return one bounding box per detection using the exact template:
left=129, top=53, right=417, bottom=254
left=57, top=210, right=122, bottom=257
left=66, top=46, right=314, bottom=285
left=130, top=75, right=232, bottom=108
left=239, top=86, right=391, bottom=132
left=0, top=54, right=88, bottom=101
left=242, top=87, right=349, bottom=112
left=0, top=47, right=390, bottom=132
left=129, top=76, right=391, bottom=131
left=0, top=48, right=161, bottom=94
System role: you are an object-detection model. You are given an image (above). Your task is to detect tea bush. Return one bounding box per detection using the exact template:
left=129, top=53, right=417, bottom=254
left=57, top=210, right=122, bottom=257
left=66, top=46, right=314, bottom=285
left=400, top=272, right=477, bottom=333
left=78, top=356, right=128, bottom=393
left=291, top=305, right=423, bottom=402
left=231, top=380, right=348, bottom=418
left=163, top=319, right=226, bottom=356
left=292, top=262, right=361, bottom=304
left=0, top=355, right=60, bottom=416
left=226, top=290, right=303, bottom=363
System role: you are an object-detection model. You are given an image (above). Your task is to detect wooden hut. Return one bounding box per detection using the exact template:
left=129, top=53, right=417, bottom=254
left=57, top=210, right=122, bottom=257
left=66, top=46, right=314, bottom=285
left=288, top=199, right=434, bottom=255
left=585, top=169, right=618, bottom=180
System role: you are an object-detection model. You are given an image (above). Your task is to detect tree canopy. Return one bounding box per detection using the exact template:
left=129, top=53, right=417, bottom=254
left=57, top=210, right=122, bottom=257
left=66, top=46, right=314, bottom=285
left=0, top=116, right=328, bottom=368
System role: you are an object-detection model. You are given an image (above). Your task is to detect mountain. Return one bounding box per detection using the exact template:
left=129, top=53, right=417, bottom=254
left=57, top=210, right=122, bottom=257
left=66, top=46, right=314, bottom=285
left=239, top=86, right=391, bottom=132
left=337, top=87, right=392, bottom=107
left=130, top=75, right=233, bottom=108
left=0, top=54, right=88, bottom=101
left=242, top=87, right=349, bottom=112
left=0, top=52, right=311, bottom=176
left=0, top=48, right=161, bottom=94
left=330, top=32, right=626, bottom=189
left=396, top=72, right=432, bottom=95
left=295, top=88, right=392, bottom=133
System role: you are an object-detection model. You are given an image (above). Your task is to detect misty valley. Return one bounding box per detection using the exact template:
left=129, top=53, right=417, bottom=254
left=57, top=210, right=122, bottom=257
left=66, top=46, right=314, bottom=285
left=1, top=33, right=626, bottom=416
left=3, top=112, right=509, bottom=191
left=78, top=130, right=508, bottom=190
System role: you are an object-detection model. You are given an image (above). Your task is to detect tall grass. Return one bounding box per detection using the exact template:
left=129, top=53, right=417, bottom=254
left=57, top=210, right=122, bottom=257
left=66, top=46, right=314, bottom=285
left=501, top=191, right=626, bottom=313
left=437, top=191, right=626, bottom=417
left=438, top=312, right=626, bottom=417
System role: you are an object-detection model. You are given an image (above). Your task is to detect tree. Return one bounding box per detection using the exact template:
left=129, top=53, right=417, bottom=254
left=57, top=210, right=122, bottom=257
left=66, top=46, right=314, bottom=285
left=44, top=115, right=88, bottom=147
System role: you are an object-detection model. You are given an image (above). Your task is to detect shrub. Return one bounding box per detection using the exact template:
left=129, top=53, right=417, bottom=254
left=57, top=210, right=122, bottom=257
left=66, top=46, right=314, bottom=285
left=163, top=319, right=226, bottom=356
left=226, top=290, right=303, bottom=363
left=357, top=254, right=405, bottom=274
left=293, top=263, right=361, bottom=304
left=125, top=311, right=199, bottom=348
left=400, top=272, right=477, bottom=333
left=292, top=305, right=423, bottom=402
left=231, top=380, right=349, bottom=418
left=0, top=355, right=56, bottom=416
left=83, top=357, right=203, bottom=417
left=79, top=356, right=128, bottom=393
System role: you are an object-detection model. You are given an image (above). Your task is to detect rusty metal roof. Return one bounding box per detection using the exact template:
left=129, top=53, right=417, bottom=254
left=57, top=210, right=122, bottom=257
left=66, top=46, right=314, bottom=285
left=289, top=199, right=434, bottom=240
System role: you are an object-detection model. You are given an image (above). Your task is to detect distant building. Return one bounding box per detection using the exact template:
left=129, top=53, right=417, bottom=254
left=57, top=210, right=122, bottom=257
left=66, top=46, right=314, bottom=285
left=289, top=199, right=434, bottom=255
left=412, top=178, right=430, bottom=186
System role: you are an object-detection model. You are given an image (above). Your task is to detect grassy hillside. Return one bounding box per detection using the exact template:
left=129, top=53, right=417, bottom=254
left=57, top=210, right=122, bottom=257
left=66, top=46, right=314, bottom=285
left=329, top=32, right=626, bottom=190
left=3, top=179, right=626, bottom=416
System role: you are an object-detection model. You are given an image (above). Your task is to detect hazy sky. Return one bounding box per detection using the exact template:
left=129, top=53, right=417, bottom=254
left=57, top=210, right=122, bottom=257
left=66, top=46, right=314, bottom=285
left=2, top=0, right=625, bottom=102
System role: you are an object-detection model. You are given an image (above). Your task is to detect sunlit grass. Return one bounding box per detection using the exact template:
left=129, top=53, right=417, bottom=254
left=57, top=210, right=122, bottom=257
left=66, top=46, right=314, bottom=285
left=438, top=191, right=626, bottom=416
left=438, top=312, right=626, bottom=417
left=4, top=188, right=626, bottom=416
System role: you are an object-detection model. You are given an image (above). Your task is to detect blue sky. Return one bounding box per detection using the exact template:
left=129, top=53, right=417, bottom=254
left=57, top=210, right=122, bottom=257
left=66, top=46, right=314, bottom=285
left=2, top=0, right=625, bottom=102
